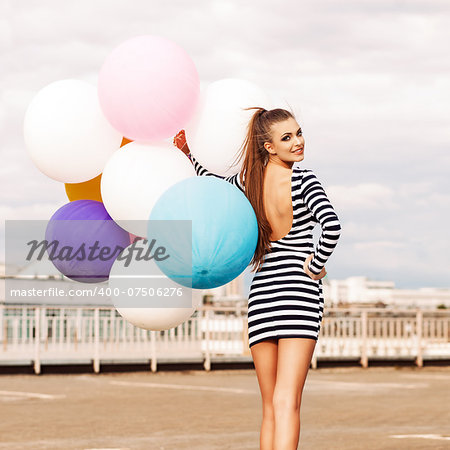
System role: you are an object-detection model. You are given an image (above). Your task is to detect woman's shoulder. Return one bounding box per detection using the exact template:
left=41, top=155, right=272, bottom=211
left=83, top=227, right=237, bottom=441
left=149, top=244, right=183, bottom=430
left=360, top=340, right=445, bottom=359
left=293, top=167, right=318, bottom=192
left=293, top=166, right=314, bottom=177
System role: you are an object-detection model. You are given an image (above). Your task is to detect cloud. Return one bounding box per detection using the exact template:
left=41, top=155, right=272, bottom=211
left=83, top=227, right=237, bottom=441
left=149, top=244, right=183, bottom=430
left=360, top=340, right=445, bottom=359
left=353, top=240, right=406, bottom=252
left=0, top=200, right=66, bottom=260
left=341, top=221, right=404, bottom=241
left=0, top=201, right=65, bottom=223
left=328, top=183, right=396, bottom=210
left=1, top=0, right=449, bottom=289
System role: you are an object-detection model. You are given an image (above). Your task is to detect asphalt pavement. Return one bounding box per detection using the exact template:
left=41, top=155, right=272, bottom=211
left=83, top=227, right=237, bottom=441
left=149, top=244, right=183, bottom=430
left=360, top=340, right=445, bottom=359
left=0, top=366, right=449, bottom=449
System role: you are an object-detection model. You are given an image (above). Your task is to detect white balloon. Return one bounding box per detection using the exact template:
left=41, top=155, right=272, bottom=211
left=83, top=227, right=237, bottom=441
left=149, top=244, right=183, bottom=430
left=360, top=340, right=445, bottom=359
left=23, top=79, right=123, bottom=183
left=184, top=78, right=272, bottom=177
left=101, top=141, right=196, bottom=237
left=109, top=240, right=202, bottom=331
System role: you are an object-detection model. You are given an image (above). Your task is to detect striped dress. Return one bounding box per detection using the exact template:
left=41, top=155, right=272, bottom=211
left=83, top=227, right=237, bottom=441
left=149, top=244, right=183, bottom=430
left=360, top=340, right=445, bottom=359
left=190, top=153, right=342, bottom=348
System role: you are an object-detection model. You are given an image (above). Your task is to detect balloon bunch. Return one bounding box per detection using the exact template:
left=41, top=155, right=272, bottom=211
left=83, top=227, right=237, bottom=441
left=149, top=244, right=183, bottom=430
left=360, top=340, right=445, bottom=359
left=23, top=35, right=267, bottom=329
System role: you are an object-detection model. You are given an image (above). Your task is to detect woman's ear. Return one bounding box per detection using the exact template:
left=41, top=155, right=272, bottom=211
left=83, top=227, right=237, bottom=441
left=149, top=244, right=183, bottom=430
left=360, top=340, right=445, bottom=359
left=263, top=142, right=274, bottom=155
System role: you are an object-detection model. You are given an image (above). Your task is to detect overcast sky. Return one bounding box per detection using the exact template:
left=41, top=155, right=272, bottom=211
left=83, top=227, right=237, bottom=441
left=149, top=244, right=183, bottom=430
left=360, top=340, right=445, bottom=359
left=1, top=0, right=449, bottom=289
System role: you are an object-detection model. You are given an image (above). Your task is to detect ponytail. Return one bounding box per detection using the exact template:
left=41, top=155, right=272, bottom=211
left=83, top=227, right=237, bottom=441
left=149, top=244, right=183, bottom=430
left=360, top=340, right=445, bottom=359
left=232, top=107, right=295, bottom=272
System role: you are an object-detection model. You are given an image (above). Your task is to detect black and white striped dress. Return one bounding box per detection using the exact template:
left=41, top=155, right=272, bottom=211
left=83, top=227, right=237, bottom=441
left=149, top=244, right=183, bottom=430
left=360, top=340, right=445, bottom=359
left=190, top=153, right=342, bottom=348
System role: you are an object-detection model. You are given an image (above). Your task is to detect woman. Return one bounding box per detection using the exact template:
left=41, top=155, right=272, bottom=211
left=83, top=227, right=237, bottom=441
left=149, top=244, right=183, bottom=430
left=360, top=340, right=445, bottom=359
left=173, top=107, right=342, bottom=449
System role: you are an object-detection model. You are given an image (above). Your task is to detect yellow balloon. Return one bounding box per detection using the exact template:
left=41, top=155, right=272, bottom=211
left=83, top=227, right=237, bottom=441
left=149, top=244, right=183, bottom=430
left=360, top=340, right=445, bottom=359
left=64, top=137, right=132, bottom=202
left=65, top=173, right=103, bottom=202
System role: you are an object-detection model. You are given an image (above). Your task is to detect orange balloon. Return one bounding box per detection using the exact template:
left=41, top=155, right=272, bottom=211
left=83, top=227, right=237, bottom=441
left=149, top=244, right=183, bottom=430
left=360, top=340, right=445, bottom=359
left=65, top=173, right=103, bottom=202
left=64, top=137, right=132, bottom=202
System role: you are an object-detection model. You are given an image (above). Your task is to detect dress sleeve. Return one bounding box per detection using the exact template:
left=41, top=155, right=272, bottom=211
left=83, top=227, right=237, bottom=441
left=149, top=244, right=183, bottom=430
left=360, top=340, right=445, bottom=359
left=189, top=153, right=245, bottom=193
left=301, top=169, right=342, bottom=275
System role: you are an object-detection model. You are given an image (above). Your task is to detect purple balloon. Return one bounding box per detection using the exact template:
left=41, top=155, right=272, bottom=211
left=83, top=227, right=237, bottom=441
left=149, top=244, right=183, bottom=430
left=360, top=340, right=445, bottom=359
left=45, top=200, right=129, bottom=283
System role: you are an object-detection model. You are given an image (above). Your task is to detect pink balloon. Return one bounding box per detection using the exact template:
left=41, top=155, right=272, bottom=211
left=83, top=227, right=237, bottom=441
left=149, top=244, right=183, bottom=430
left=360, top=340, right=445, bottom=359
left=98, top=35, right=200, bottom=142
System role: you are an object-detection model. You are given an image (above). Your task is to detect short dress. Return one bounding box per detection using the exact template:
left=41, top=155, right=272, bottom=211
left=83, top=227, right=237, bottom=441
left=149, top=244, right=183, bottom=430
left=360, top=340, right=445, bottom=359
left=190, top=154, right=342, bottom=348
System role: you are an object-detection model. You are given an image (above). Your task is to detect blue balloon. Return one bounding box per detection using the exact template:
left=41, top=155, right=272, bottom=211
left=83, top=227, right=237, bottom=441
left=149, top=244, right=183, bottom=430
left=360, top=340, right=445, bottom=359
left=45, top=200, right=130, bottom=283
left=149, top=177, right=258, bottom=289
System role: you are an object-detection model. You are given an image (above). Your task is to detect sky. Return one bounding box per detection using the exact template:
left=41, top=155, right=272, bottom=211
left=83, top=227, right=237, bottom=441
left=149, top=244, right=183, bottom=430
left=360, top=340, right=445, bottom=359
left=1, top=0, right=449, bottom=289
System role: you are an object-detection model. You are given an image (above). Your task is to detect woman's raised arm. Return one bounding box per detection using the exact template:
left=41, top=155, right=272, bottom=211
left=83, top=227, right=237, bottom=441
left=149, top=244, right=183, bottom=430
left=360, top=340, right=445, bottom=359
left=173, top=130, right=245, bottom=193
left=189, top=153, right=245, bottom=193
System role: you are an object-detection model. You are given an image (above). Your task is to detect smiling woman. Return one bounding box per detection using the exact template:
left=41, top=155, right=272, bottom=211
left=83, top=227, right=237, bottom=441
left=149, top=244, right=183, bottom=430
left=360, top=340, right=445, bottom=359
left=174, top=106, right=342, bottom=449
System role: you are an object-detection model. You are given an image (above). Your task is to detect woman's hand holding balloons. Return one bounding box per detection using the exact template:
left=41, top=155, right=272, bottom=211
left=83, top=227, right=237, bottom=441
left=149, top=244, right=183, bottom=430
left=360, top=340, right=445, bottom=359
left=173, top=129, right=191, bottom=156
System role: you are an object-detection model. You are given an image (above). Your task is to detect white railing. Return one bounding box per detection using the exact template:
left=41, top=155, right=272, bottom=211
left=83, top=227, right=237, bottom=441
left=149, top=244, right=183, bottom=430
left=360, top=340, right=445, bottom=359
left=0, top=305, right=449, bottom=374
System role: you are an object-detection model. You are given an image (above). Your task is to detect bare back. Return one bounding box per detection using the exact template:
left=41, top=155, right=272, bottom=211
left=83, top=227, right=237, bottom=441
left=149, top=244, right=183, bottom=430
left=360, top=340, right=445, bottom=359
left=263, top=166, right=293, bottom=241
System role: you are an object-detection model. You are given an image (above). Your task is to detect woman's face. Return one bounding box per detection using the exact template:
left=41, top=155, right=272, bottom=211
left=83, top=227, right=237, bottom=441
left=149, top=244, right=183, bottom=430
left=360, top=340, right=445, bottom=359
left=263, top=117, right=305, bottom=164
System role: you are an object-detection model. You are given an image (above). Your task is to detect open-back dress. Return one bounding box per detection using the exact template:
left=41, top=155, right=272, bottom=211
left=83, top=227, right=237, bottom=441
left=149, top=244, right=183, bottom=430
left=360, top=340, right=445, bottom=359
left=190, top=154, right=342, bottom=348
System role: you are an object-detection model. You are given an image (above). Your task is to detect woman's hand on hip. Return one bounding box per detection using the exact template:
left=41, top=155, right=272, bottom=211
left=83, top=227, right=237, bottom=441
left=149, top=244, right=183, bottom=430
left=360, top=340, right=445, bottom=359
left=303, top=254, right=327, bottom=281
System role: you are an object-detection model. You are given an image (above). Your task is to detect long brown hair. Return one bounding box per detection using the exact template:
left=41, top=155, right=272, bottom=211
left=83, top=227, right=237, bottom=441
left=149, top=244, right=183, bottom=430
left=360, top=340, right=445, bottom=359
left=231, top=107, right=295, bottom=273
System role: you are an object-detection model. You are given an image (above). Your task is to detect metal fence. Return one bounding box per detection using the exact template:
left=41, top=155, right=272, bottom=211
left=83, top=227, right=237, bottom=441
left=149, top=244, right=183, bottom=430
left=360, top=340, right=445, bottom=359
left=1, top=305, right=449, bottom=374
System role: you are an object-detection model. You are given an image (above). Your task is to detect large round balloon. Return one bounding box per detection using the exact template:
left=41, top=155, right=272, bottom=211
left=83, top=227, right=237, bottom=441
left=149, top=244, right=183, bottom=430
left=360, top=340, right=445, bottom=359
left=101, top=141, right=196, bottom=237
left=64, top=137, right=132, bottom=202
left=65, top=173, right=103, bottom=202
left=24, top=79, right=123, bottom=183
left=98, top=35, right=200, bottom=142
left=184, top=78, right=272, bottom=177
left=149, top=176, right=258, bottom=289
left=108, top=240, right=202, bottom=331
left=45, top=200, right=130, bottom=283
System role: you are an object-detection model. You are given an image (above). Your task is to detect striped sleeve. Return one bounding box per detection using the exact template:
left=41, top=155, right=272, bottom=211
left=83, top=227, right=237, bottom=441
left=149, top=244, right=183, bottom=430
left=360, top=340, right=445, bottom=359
left=301, top=169, right=342, bottom=275
left=189, top=153, right=245, bottom=193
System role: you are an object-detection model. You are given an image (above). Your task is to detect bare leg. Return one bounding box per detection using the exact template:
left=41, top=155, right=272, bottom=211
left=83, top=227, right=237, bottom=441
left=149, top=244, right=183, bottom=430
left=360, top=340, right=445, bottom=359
left=250, top=339, right=278, bottom=450
left=272, top=338, right=316, bottom=450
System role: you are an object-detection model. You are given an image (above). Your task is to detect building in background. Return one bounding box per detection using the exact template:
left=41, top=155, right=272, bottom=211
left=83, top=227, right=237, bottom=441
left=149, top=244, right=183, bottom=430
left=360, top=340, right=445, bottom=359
left=204, top=273, right=450, bottom=310
left=324, top=276, right=450, bottom=309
